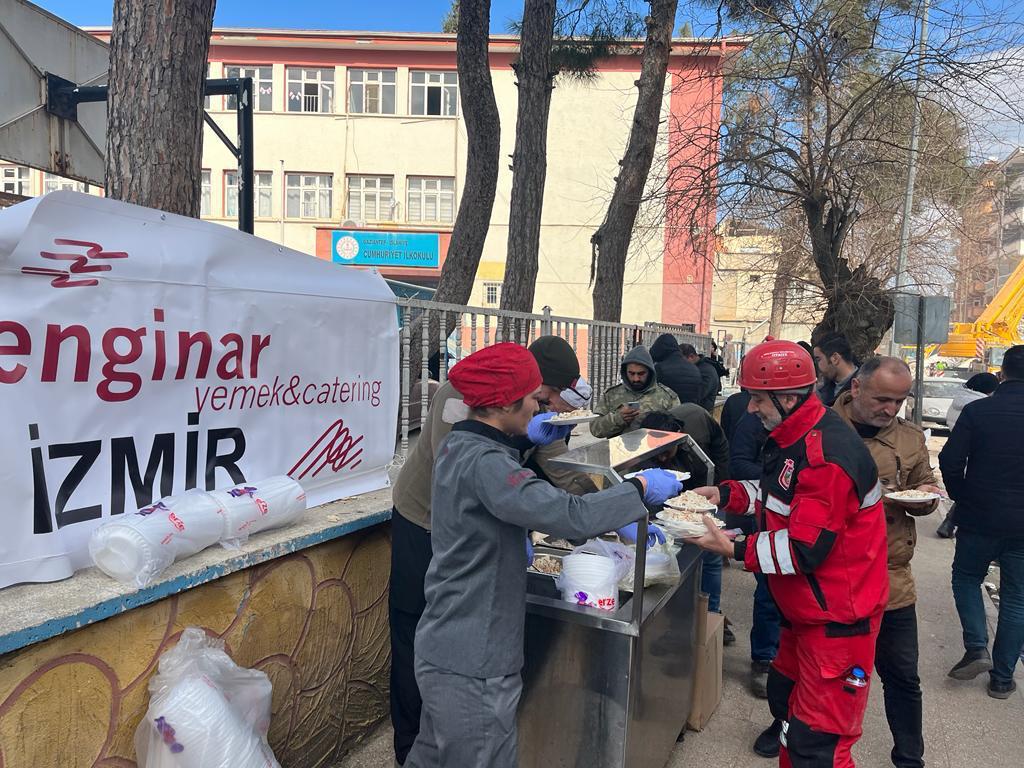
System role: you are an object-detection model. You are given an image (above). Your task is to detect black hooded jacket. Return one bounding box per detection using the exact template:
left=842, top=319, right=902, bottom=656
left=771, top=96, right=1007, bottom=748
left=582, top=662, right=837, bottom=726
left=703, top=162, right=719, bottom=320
left=649, top=334, right=704, bottom=406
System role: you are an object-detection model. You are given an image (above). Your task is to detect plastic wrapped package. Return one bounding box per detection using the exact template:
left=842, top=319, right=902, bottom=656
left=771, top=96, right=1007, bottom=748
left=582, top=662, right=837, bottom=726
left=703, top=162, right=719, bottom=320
left=555, top=539, right=635, bottom=610
left=135, top=627, right=279, bottom=768
left=89, top=490, right=226, bottom=587
left=210, top=475, right=307, bottom=548
left=618, top=542, right=682, bottom=590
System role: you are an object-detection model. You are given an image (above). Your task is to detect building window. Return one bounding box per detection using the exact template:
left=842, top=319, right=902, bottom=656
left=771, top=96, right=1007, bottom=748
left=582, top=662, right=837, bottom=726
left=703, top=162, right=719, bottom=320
left=224, top=65, right=273, bottom=111
left=346, top=175, right=394, bottom=221
left=226, top=170, right=273, bottom=218
left=286, top=67, right=334, bottom=113
left=203, top=64, right=211, bottom=109
left=348, top=69, right=396, bottom=115
left=200, top=170, right=211, bottom=216
left=43, top=173, right=92, bottom=194
left=407, top=176, right=455, bottom=224
left=410, top=71, right=458, bottom=116
left=483, top=282, right=502, bottom=307
left=1, top=165, right=30, bottom=195
left=286, top=173, right=333, bottom=219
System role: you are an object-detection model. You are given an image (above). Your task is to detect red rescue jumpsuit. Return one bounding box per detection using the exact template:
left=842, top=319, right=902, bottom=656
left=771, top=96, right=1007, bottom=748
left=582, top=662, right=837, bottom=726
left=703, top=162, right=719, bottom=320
left=720, top=396, right=889, bottom=767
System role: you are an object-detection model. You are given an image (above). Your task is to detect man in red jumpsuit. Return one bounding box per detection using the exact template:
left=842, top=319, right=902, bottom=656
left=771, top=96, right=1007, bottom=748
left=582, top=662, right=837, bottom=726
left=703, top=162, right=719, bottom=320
left=687, top=339, right=889, bottom=767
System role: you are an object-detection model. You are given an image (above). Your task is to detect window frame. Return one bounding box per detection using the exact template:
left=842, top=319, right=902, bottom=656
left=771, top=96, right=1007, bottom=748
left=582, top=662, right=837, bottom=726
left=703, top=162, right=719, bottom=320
left=482, top=282, right=502, bottom=307
left=223, top=64, right=274, bottom=111
left=409, top=70, right=459, bottom=117
left=200, top=169, right=211, bottom=216
left=225, top=170, right=274, bottom=218
left=286, top=67, right=335, bottom=114
left=43, top=172, right=92, bottom=195
left=406, top=176, right=456, bottom=225
left=347, top=68, right=397, bottom=115
left=346, top=174, right=396, bottom=222
left=1, top=165, right=30, bottom=196
left=284, top=172, right=334, bottom=220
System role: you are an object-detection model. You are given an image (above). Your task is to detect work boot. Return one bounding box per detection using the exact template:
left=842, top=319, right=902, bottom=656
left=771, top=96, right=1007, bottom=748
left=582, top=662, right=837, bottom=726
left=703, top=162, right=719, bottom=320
left=750, top=661, right=771, bottom=699
left=753, top=719, right=782, bottom=758
left=988, top=676, right=1017, bottom=700
left=936, top=513, right=955, bottom=539
left=948, top=648, right=992, bottom=680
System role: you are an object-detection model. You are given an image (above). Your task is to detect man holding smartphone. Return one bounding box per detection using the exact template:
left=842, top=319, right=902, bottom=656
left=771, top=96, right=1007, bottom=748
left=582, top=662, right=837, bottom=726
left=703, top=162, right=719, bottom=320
left=590, top=345, right=680, bottom=439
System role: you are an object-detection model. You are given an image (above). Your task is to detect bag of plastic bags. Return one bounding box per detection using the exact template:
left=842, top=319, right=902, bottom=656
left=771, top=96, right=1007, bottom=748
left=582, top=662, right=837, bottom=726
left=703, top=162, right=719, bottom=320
left=135, top=627, right=280, bottom=768
left=555, top=538, right=635, bottom=610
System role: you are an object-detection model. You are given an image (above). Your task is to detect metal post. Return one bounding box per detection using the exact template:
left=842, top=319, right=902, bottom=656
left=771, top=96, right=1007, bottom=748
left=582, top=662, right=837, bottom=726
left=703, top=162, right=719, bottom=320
left=913, top=296, right=925, bottom=426
left=236, top=77, right=255, bottom=234
left=891, top=0, right=931, bottom=356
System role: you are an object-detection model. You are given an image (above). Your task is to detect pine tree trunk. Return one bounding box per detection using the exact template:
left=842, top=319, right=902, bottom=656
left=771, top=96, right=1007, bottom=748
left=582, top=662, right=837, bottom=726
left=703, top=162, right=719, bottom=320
left=590, top=0, right=678, bottom=322
left=105, top=0, right=216, bottom=216
left=409, top=0, right=500, bottom=356
left=500, top=0, right=556, bottom=322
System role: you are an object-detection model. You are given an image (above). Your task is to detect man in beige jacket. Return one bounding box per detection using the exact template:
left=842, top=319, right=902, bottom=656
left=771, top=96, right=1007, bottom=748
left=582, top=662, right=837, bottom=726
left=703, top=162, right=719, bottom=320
left=833, top=357, right=943, bottom=768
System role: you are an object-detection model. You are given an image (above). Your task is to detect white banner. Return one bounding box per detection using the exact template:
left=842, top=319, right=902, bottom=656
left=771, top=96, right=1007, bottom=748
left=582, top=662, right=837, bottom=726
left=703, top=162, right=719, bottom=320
left=0, top=192, right=398, bottom=588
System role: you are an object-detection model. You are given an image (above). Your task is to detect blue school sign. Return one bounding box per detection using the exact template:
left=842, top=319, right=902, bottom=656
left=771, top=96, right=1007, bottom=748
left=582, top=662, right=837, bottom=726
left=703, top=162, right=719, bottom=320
left=331, top=230, right=440, bottom=268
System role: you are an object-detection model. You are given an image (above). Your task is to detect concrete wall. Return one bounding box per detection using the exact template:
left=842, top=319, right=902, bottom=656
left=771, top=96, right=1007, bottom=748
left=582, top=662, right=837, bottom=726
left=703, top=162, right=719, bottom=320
left=0, top=526, right=391, bottom=768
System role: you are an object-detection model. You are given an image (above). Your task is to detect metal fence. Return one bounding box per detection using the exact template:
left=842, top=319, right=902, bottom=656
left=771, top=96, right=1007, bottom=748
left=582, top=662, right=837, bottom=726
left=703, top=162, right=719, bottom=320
left=396, top=298, right=712, bottom=455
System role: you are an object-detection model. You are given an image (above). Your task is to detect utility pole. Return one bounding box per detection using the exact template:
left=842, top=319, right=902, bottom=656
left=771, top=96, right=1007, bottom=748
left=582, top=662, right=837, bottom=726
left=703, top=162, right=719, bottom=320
left=891, top=0, right=931, bottom=356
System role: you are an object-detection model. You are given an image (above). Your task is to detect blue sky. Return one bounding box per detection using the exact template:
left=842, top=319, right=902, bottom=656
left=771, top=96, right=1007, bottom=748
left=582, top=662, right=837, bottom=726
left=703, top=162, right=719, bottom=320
left=33, top=0, right=725, bottom=35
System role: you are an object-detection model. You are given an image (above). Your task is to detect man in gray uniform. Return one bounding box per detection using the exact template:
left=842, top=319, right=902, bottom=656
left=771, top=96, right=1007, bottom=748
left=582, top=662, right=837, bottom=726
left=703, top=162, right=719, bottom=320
left=405, top=342, right=681, bottom=768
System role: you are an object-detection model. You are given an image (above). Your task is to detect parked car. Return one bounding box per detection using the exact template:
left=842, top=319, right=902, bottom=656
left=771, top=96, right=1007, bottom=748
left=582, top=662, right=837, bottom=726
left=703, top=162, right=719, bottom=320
left=905, top=377, right=964, bottom=427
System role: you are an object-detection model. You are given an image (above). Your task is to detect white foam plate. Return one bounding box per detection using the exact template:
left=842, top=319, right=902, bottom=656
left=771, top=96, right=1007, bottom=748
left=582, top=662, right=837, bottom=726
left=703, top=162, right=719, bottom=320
left=548, top=413, right=600, bottom=425
left=884, top=491, right=941, bottom=503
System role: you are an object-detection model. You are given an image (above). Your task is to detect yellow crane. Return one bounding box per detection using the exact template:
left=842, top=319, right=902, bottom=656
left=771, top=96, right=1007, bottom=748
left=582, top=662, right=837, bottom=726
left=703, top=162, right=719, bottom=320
left=937, top=255, right=1024, bottom=368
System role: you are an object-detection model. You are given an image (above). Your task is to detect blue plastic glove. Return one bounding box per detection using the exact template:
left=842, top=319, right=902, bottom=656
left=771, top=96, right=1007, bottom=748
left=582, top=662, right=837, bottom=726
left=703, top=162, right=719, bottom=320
left=616, top=522, right=668, bottom=550
left=527, top=412, right=574, bottom=446
left=636, top=468, right=683, bottom=507
left=525, top=534, right=535, bottom=566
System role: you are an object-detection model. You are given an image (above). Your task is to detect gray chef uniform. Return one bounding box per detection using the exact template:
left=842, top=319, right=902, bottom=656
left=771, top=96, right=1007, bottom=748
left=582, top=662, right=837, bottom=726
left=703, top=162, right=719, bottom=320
left=404, top=420, right=650, bottom=768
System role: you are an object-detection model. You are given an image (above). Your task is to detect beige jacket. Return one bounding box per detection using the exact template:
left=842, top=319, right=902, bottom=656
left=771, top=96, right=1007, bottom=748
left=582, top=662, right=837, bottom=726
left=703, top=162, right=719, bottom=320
left=833, top=392, right=938, bottom=610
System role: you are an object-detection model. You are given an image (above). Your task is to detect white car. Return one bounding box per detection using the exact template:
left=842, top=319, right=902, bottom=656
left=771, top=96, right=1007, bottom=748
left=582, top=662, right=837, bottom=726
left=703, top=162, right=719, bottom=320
left=906, top=377, right=965, bottom=426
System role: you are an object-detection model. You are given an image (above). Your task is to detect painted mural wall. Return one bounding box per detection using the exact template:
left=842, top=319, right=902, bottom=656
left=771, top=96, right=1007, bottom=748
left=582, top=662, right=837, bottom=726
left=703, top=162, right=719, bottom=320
left=0, top=526, right=391, bottom=767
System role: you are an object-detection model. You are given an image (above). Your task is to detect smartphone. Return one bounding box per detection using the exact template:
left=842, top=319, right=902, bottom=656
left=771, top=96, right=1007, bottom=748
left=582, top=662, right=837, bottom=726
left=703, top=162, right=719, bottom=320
left=626, top=401, right=641, bottom=409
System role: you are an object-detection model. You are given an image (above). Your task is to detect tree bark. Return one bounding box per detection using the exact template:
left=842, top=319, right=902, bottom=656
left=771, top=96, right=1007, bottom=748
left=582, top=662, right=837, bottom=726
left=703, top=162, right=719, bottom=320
left=768, top=266, right=789, bottom=338
left=590, top=0, right=679, bottom=322
left=105, top=0, right=216, bottom=216
left=408, top=0, right=500, bottom=357
left=500, top=0, right=557, bottom=319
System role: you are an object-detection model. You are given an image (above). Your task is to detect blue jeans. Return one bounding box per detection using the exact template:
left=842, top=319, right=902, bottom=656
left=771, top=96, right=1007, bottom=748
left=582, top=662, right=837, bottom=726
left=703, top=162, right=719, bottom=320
left=751, top=572, right=780, bottom=663
left=951, top=529, right=1024, bottom=684
left=701, top=551, right=723, bottom=613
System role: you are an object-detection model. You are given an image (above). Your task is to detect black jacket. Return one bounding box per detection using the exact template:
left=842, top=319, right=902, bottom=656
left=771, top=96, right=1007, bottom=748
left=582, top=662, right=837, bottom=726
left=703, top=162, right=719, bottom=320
left=649, top=334, right=704, bottom=405
left=720, top=391, right=751, bottom=442
left=729, top=411, right=768, bottom=481
left=668, top=402, right=731, bottom=484
left=939, top=380, right=1024, bottom=538
left=696, top=357, right=722, bottom=412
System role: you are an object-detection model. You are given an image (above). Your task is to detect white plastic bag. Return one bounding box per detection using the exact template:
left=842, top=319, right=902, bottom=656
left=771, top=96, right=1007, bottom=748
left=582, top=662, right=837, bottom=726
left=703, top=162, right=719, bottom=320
left=619, top=542, right=682, bottom=590
left=89, top=490, right=226, bottom=588
left=556, top=538, right=635, bottom=610
left=211, top=475, right=307, bottom=548
left=135, top=627, right=280, bottom=768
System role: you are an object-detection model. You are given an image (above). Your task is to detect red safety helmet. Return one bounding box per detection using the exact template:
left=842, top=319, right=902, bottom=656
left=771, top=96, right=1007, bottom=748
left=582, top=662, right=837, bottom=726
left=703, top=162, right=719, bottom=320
left=738, top=337, right=817, bottom=391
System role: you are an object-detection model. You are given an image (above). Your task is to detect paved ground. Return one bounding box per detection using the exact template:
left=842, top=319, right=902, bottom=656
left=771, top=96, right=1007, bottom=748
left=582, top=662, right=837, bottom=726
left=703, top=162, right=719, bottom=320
left=337, top=435, right=1023, bottom=767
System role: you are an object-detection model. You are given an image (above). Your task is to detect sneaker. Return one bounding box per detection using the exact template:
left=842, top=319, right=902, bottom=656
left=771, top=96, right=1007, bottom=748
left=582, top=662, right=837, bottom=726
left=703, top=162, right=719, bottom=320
left=936, top=514, right=955, bottom=539
left=948, top=648, right=992, bottom=680
left=723, top=617, right=736, bottom=646
left=753, top=719, right=782, bottom=758
left=988, top=677, right=1017, bottom=699
left=751, top=661, right=771, bottom=699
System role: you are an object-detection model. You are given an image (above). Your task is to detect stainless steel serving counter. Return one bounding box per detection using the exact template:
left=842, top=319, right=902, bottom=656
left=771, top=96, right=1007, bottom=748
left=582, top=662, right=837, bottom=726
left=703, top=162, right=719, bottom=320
left=518, top=429, right=713, bottom=768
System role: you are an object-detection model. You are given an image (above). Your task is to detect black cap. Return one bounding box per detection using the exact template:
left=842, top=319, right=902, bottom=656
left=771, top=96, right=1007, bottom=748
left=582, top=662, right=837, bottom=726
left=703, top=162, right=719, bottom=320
left=528, top=335, right=580, bottom=389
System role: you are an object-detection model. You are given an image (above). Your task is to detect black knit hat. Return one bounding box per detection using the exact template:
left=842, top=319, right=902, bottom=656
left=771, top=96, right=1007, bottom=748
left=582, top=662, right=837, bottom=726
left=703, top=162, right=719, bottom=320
left=528, top=335, right=580, bottom=389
